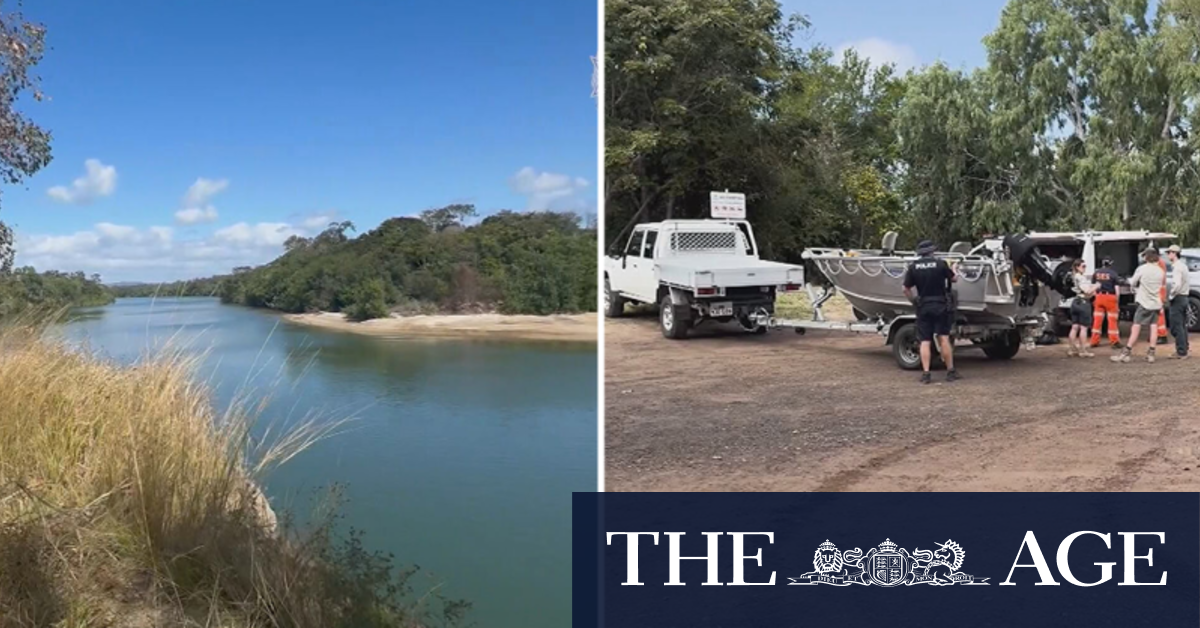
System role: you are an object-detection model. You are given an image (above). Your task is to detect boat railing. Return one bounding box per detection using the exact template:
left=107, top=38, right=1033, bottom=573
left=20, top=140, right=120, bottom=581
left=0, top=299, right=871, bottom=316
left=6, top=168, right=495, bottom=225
left=802, top=247, right=1018, bottom=301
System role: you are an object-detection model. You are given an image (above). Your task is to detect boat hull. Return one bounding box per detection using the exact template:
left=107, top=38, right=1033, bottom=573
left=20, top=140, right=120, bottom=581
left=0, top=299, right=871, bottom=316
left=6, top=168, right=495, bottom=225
left=806, top=254, right=1054, bottom=325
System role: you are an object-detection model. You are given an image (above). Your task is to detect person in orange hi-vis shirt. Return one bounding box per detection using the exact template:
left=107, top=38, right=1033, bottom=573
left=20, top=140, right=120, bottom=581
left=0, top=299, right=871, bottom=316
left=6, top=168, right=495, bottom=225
left=1157, top=255, right=1169, bottom=343
left=1089, top=257, right=1122, bottom=348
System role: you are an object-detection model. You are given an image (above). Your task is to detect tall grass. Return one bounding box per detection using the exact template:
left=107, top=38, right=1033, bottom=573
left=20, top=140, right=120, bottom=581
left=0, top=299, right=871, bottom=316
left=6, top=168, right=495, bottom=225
left=0, top=320, right=468, bottom=627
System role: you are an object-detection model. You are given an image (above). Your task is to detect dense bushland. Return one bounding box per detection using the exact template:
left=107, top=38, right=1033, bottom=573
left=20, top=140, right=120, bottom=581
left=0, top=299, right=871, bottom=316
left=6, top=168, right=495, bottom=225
left=606, top=0, right=1200, bottom=257
left=216, top=207, right=597, bottom=319
left=0, top=267, right=113, bottom=316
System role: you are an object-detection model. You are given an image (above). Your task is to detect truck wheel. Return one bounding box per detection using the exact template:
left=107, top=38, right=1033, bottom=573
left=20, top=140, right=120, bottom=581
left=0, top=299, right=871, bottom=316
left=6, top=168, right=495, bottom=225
left=891, top=323, right=923, bottom=370
left=603, top=278, right=625, bottom=318
left=1189, top=295, right=1200, bottom=333
left=982, top=330, right=1021, bottom=360
left=660, top=298, right=691, bottom=339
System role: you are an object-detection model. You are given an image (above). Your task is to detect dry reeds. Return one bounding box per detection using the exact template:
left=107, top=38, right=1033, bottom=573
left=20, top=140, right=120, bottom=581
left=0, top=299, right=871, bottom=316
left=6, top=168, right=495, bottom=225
left=0, top=321, right=459, bottom=627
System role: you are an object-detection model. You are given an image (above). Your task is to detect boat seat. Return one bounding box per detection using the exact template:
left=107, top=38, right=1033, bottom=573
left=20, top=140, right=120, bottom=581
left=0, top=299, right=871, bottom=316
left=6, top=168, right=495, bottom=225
left=949, top=241, right=972, bottom=255
left=880, top=231, right=898, bottom=255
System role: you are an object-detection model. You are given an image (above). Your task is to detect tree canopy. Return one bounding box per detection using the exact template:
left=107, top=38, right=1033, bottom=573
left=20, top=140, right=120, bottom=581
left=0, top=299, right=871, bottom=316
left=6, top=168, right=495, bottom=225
left=0, top=5, right=53, bottom=274
left=216, top=206, right=596, bottom=319
left=605, top=0, right=1200, bottom=256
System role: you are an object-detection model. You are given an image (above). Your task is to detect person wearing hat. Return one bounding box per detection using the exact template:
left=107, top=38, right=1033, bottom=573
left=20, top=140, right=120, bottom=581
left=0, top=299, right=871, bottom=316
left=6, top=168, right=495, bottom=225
left=1166, top=244, right=1190, bottom=359
left=1089, top=256, right=1123, bottom=348
left=1112, top=247, right=1166, bottom=363
left=903, top=240, right=959, bottom=384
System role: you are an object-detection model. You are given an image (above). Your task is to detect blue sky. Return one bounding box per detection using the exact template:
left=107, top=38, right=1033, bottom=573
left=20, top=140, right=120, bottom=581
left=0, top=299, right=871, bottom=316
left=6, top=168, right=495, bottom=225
left=6, top=0, right=597, bottom=282
left=782, top=0, right=1008, bottom=72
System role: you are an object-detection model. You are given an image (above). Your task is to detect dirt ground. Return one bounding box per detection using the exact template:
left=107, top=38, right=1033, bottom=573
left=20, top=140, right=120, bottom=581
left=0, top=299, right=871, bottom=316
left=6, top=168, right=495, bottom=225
left=605, top=306, right=1200, bottom=492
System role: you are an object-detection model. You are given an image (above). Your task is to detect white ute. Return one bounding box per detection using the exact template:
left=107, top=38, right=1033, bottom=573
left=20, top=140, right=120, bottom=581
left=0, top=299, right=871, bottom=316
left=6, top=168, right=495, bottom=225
left=604, top=219, right=805, bottom=339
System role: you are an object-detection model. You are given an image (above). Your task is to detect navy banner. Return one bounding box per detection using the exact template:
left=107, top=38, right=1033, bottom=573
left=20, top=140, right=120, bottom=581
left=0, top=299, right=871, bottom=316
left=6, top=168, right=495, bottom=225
left=573, top=493, right=1199, bottom=627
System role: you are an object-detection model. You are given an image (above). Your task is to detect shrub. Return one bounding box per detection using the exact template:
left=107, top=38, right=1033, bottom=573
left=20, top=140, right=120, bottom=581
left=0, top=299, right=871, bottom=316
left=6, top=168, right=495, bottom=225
left=345, top=278, right=391, bottom=321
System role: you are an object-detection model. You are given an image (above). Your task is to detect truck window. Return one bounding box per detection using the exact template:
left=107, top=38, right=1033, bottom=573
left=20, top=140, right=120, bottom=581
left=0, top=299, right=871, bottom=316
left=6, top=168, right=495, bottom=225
left=640, top=230, right=658, bottom=258
left=1187, top=256, right=1200, bottom=273
left=624, top=230, right=644, bottom=257
left=735, top=222, right=756, bottom=256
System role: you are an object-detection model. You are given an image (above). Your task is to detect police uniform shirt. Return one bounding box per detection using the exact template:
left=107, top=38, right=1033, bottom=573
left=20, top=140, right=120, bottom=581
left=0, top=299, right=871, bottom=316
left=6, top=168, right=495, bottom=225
left=903, top=256, right=953, bottom=302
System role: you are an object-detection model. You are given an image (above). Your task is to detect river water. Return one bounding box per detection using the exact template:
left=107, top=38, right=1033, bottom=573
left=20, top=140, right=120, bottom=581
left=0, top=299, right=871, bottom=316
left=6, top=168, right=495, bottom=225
left=61, top=297, right=596, bottom=627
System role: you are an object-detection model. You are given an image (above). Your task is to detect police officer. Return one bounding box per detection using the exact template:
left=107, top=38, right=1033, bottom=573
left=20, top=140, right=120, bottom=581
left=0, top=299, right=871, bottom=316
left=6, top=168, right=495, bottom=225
left=903, top=240, right=959, bottom=384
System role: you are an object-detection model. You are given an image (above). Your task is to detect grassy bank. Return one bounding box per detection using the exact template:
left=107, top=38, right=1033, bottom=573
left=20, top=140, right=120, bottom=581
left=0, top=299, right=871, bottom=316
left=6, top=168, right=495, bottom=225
left=0, top=324, right=467, bottom=627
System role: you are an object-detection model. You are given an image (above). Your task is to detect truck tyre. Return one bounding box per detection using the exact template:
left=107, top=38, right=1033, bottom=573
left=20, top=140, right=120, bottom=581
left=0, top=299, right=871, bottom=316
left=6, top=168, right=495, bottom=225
left=982, top=330, right=1021, bottom=360
left=660, top=298, right=691, bottom=339
left=1189, top=295, right=1200, bottom=333
left=603, top=278, right=624, bottom=318
left=891, top=323, right=923, bottom=370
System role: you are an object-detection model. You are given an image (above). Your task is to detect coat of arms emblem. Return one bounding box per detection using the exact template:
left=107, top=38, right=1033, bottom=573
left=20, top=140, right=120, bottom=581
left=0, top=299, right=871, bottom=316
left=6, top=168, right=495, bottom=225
left=790, top=538, right=988, bottom=587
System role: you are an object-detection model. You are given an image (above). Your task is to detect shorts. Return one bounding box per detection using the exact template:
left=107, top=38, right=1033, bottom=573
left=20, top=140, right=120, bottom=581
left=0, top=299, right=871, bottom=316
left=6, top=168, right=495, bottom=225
left=1069, top=300, right=1092, bottom=326
left=1133, top=305, right=1160, bottom=326
left=916, top=301, right=952, bottom=341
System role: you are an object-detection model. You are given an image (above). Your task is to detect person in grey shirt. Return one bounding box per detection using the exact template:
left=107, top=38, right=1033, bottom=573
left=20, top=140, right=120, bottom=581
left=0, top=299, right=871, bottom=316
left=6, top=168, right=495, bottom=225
left=1166, top=244, right=1190, bottom=359
left=1112, top=248, right=1166, bottom=363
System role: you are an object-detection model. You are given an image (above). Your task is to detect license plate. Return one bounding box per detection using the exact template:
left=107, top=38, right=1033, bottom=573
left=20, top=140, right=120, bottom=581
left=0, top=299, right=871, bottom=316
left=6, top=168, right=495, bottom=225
left=709, top=301, right=733, bottom=317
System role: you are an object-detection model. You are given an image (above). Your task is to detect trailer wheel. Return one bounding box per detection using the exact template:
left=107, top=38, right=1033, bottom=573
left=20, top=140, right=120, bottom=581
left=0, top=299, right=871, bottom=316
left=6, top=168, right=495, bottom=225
left=891, top=323, right=923, bottom=370
left=660, top=298, right=691, bottom=339
left=982, top=330, right=1021, bottom=360
left=1189, top=295, right=1200, bottom=333
left=603, top=278, right=625, bottom=318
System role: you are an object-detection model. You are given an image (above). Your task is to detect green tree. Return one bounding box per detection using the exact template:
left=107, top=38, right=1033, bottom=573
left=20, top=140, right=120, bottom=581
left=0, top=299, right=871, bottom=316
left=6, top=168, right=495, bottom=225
left=981, top=0, right=1199, bottom=235
left=0, top=6, right=53, bottom=274
left=605, top=0, right=798, bottom=246
left=419, top=203, right=477, bottom=232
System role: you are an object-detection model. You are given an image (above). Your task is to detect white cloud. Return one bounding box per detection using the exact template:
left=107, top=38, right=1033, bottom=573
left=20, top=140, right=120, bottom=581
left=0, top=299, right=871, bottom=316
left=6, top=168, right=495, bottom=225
left=174, top=206, right=219, bottom=224
left=175, top=177, right=229, bottom=225
left=14, top=217, right=318, bottom=283
left=213, top=222, right=302, bottom=247
left=834, top=38, right=919, bottom=73
left=47, top=159, right=118, bottom=204
left=509, top=166, right=590, bottom=211
left=299, top=212, right=339, bottom=231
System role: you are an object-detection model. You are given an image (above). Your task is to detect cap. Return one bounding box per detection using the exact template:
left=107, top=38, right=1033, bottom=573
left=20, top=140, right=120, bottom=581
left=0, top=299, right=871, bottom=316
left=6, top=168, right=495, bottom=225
left=916, top=240, right=937, bottom=255
left=1167, top=244, right=1182, bottom=254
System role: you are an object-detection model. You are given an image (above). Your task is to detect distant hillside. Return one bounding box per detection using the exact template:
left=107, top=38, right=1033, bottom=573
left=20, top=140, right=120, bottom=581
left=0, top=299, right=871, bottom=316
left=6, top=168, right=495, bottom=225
left=217, top=206, right=596, bottom=320
left=0, top=267, right=114, bottom=316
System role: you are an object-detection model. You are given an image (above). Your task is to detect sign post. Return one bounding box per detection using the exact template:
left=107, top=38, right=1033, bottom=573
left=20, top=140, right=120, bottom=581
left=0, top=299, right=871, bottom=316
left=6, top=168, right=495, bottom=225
left=710, top=191, right=746, bottom=220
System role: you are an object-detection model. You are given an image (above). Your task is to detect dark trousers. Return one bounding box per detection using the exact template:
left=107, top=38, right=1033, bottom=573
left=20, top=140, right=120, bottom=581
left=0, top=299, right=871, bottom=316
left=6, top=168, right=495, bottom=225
left=1169, top=295, right=1189, bottom=356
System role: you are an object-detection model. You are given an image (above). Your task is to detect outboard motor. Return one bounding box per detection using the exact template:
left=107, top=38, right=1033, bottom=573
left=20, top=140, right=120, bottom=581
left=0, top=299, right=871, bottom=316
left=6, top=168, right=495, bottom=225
left=1002, top=234, right=1073, bottom=299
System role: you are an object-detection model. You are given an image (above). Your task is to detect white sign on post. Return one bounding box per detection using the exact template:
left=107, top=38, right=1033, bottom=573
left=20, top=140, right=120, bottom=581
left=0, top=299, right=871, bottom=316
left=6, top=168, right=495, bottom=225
left=710, top=191, right=746, bottom=219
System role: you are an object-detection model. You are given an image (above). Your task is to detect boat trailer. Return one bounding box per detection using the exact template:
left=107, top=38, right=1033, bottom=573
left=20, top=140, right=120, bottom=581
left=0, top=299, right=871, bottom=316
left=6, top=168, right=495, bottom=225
left=752, top=284, right=1049, bottom=370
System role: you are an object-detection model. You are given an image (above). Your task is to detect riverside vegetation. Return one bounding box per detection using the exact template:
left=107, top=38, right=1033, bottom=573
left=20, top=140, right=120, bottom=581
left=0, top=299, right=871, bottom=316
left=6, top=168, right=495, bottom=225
left=0, top=268, right=114, bottom=316
left=111, top=205, right=597, bottom=322
left=0, top=324, right=470, bottom=627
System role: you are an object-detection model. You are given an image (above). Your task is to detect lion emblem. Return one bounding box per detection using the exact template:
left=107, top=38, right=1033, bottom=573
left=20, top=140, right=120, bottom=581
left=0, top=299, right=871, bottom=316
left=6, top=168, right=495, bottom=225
left=801, top=540, right=865, bottom=581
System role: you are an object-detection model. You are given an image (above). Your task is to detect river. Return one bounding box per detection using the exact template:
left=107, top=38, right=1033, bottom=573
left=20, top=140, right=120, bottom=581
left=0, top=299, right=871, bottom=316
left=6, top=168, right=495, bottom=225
left=60, top=297, right=596, bottom=627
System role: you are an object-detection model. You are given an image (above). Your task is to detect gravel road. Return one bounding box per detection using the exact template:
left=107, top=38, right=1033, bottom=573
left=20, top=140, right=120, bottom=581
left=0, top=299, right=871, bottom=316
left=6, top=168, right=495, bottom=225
left=605, top=311, right=1200, bottom=492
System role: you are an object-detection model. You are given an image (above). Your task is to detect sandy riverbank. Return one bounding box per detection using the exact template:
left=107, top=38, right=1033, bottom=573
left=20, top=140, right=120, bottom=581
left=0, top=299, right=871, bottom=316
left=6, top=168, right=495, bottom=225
left=283, top=311, right=598, bottom=342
